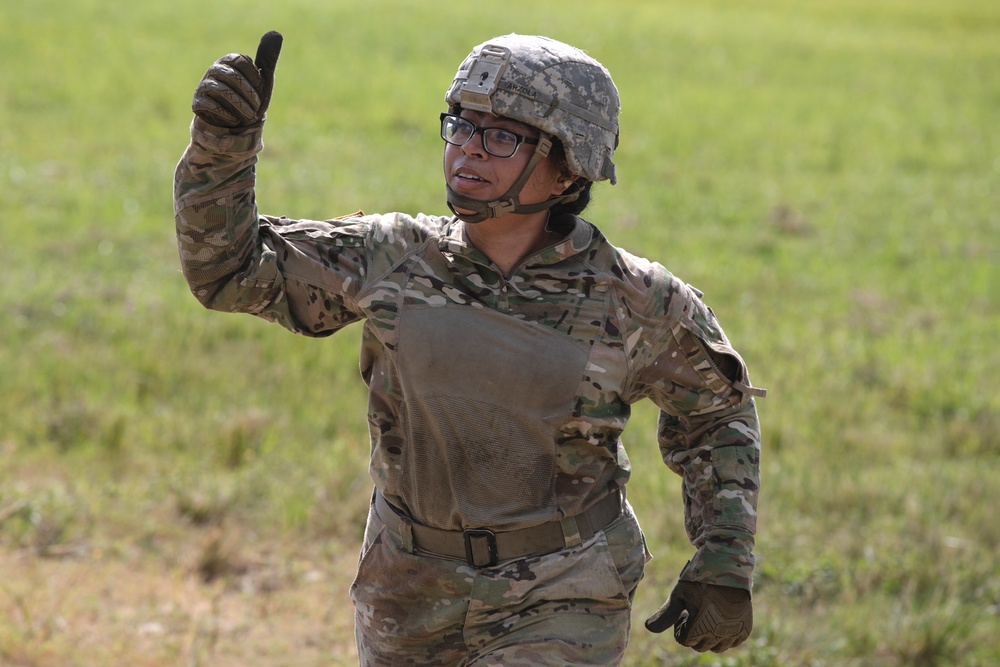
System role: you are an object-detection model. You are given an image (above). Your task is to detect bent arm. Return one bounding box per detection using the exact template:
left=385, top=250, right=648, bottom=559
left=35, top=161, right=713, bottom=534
left=630, top=274, right=763, bottom=591
left=173, top=118, right=363, bottom=336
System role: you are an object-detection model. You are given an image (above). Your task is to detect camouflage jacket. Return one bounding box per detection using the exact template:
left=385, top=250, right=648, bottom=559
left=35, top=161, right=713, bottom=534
left=174, top=118, right=764, bottom=590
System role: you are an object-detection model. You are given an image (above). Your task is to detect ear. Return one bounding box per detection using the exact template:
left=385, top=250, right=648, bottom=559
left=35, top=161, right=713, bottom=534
left=552, top=174, right=580, bottom=196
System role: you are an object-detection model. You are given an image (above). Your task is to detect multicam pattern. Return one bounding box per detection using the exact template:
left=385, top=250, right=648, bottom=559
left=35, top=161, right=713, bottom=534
left=352, top=497, right=647, bottom=665
left=174, top=117, right=762, bottom=589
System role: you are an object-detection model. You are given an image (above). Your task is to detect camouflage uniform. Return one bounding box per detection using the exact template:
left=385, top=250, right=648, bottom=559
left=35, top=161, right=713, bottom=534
left=353, top=490, right=647, bottom=665
left=175, top=111, right=763, bottom=662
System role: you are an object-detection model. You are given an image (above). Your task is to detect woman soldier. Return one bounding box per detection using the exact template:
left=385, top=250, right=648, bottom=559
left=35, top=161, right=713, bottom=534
left=176, top=31, right=765, bottom=665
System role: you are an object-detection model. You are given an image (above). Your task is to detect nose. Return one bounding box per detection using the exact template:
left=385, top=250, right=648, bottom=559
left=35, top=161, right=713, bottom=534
left=461, top=129, right=488, bottom=158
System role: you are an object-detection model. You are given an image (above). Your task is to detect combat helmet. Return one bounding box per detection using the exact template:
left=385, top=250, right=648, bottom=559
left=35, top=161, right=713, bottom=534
left=443, top=34, right=620, bottom=223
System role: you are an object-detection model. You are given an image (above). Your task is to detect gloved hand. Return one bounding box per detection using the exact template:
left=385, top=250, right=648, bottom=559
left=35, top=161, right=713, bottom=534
left=192, top=30, right=283, bottom=128
left=645, top=579, right=753, bottom=653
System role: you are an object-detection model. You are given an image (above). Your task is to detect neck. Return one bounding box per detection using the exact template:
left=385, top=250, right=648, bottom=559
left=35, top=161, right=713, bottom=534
left=463, top=211, right=557, bottom=277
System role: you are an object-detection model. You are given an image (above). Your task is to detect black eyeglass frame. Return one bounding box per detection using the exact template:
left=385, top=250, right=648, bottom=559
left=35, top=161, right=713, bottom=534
left=439, top=113, right=540, bottom=158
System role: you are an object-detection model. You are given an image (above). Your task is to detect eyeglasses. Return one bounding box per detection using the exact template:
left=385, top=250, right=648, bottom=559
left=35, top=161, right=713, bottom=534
left=440, top=113, right=539, bottom=158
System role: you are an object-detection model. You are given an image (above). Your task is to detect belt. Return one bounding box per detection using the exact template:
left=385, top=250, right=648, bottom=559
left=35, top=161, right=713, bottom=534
left=373, top=489, right=623, bottom=568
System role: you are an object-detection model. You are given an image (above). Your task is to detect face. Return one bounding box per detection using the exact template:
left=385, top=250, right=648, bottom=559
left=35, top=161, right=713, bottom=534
left=443, top=109, right=566, bottom=214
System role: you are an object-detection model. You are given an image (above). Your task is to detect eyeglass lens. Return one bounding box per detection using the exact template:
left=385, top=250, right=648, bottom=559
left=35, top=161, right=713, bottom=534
left=441, top=115, right=523, bottom=158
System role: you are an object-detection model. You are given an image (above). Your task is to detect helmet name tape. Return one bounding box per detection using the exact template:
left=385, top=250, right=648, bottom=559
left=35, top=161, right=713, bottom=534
left=501, top=81, right=537, bottom=101
left=458, top=45, right=511, bottom=114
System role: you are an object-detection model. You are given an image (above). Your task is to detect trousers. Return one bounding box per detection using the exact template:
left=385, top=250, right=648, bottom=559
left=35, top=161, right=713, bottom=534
left=351, top=495, right=648, bottom=666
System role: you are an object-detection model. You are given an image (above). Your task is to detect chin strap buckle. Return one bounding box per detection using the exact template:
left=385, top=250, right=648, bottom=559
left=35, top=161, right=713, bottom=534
left=486, top=198, right=518, bottom=218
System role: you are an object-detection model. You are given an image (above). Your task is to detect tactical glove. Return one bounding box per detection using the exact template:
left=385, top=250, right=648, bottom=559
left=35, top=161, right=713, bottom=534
left=645, top=579, right=753, bottom=653
left=192, top=30, right=283, bottom=128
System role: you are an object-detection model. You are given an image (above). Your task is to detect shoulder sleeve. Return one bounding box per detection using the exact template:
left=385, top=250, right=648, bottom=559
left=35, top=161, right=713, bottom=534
left=621, top=261, right=765, bottom=590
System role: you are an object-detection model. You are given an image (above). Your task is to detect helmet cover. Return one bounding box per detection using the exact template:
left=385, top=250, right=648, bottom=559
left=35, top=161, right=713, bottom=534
left=444, top=34, right=620, bottom=184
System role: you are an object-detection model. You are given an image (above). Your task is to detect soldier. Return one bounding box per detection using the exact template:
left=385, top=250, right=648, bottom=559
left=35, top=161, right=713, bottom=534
left=176, top=31, right=765, bottom=665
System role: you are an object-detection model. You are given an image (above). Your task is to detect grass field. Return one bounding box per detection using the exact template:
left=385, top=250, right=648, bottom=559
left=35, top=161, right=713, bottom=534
left=1, top=0, right=998, bottom=665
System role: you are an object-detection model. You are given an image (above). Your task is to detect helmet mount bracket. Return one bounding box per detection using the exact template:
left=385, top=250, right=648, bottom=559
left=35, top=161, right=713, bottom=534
left=458, top=46, right=511, bottom=114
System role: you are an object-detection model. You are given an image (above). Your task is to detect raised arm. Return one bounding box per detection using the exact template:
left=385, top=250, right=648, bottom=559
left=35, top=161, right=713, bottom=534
left=174, top=32, right=364, bottom=337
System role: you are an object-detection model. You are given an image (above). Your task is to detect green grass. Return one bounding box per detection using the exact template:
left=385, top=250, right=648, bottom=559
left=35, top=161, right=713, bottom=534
left=1, top=0, right=998, bottom=665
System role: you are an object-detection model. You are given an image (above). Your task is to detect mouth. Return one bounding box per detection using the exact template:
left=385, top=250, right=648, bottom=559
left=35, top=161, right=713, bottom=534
left=451, top=166, right=491, bottom=189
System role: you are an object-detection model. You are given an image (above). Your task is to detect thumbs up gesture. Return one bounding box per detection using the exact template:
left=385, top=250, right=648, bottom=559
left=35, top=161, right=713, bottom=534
left=192, top=31, right=283, bottom=128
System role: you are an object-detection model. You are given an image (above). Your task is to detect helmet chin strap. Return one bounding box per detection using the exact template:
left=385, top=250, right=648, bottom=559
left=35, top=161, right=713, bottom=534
left=445, top=134, right=582, bottom=224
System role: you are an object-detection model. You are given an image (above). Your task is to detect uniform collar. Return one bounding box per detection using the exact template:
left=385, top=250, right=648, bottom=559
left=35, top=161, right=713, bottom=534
left=438, top=214, right=594, bottom=267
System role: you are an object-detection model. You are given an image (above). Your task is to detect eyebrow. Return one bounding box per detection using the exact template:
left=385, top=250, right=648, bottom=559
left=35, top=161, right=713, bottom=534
left=460, top=111, right=534, bottom=134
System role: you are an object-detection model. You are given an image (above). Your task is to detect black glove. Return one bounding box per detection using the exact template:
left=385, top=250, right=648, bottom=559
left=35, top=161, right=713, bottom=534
left=192, top=30, right=283, bottom=128
left=645, top=579, right=753, bottom=653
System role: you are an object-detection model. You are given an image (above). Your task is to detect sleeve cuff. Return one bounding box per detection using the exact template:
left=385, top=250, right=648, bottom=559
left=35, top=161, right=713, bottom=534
left=190, top=116, right=265, bottom=154
left=682, top=533, right=756, bottom=591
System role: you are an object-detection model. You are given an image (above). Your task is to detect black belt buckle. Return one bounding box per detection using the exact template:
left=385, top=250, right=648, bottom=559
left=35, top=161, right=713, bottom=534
left=464, top=529, right=499, bottom=567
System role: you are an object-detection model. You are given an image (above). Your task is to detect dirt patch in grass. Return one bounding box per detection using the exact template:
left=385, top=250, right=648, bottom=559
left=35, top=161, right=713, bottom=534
left=0, top=536, right=361, bottom=667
